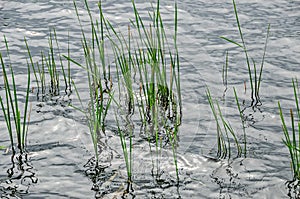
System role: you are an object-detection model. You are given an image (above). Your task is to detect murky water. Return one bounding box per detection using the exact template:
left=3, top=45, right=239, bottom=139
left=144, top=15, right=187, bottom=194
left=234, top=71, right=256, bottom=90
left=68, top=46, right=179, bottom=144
left=0, top=0, right=300, bottom=198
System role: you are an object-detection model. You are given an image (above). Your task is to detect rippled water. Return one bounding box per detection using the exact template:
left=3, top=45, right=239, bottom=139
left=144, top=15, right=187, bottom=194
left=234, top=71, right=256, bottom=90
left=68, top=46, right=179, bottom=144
left=0, top=0, right=300, bottom=198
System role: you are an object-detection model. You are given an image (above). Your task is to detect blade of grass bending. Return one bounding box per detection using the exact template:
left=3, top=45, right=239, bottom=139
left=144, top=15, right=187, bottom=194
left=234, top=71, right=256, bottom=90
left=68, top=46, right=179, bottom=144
left=70, top=80, right=85, bottom=114
left=63, top=55, right=100, bottom=83
left=220, top=36, right=243, bottom=48
left=84, top=0, right=107, bottom=84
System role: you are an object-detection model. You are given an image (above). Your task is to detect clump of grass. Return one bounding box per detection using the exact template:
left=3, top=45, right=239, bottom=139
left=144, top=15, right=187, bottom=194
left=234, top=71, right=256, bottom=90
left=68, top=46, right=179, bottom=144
left=131, top=0, right=181, bottom=180
left=279, top=79, right=300, bottom=180
left=26, top=29, right=71, bottom=100
left=0, top=37, right=31, bottom=153
left=221, top=0, right=270, bottom=105
left=206, top=87, right=242, bottom=159
left=131, top=0, right=181, bottom=126
left=108, top=24, right=134, bottom=114
left=104, top=0, right=181, bottom=180
left=65, top=0, right=113, bottom=165
left=65, top=0, right=181, bottom=183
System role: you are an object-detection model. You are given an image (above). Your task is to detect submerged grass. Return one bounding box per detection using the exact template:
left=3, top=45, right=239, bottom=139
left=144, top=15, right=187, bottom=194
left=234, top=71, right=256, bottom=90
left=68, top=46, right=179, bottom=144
left=221, top=0, right=270, bottom=105
left=0, top=37, right=31, bottom=153
left=279, top=79, right=300, bottom=180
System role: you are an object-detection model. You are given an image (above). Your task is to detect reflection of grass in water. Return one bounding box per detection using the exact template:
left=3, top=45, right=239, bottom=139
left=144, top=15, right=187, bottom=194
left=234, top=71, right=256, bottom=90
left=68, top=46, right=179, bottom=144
left=221, top=0, right=270, bottom=106
left=279, top=79, right=300, bottom=180
left=0, top=36, right=31, bottom=153
left=0, top=152, right=38, bottom=197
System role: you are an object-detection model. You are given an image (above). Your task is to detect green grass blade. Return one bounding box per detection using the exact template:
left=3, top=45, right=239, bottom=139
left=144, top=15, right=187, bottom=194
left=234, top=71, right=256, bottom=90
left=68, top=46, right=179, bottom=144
left=257, top=24, right=270, bottom=95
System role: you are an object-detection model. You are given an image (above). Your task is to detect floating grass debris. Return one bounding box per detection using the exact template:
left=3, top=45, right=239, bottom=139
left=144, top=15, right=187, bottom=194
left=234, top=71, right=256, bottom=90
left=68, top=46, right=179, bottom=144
left=0, top=37, right=31, bottom=153
left=221, top=0, right=270, bottom=105
left=279, top=79, right=300, bottom=180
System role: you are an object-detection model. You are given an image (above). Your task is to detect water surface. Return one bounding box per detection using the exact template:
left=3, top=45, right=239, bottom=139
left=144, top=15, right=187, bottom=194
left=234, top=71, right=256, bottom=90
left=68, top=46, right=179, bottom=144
left=0, top=0, right=300, bottom=198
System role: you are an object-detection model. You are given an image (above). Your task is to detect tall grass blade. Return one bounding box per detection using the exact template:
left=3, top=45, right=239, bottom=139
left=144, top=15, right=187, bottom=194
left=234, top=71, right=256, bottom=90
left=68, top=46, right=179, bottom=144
left=256, top=24, right=270, bottom=96
left=0, top=38, right=31, bottom=153
left=279, top=79, right=300, bottom=179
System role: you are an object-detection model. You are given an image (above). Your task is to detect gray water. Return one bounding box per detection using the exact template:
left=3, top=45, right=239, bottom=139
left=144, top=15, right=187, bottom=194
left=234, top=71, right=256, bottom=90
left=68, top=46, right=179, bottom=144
left=0, top=0, right=300, bottom=198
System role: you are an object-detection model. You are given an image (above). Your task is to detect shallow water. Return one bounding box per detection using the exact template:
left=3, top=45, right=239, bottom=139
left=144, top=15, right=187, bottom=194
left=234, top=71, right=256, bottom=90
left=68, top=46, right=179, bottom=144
left=0, top=0, right=300, bottom=198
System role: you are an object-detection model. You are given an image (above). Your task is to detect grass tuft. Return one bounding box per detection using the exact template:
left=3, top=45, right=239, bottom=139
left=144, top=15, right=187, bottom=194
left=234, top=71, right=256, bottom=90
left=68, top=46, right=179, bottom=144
left=279, top=79, right=300, bottom=180
left=26, top=29, right=71, bottom=100
left=221, top=0, right=270, bottom=105
left=206, top=87, right=243, bottom=159
left=0, top=37, right=31, bottom=153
